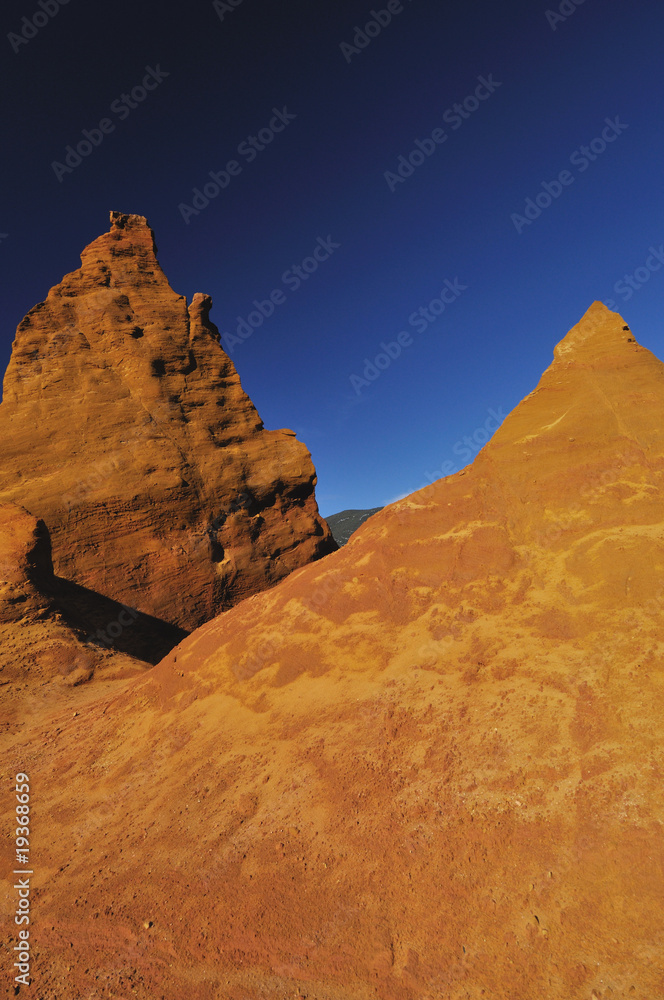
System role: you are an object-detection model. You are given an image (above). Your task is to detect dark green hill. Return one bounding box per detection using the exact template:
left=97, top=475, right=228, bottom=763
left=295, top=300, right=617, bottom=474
left=325, top=507, right=383, bottom=547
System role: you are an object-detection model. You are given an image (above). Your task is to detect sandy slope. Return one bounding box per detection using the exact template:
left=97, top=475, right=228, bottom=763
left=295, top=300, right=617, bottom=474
left=2, top=303, right=663, bottom=1000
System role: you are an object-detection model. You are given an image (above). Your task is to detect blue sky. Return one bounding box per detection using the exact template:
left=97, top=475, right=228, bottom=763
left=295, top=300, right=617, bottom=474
left=2, top=0, right=664, bottom=516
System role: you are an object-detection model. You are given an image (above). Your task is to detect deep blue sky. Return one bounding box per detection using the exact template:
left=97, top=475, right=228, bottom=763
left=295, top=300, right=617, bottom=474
left=2, top=0, right=664, bottom=515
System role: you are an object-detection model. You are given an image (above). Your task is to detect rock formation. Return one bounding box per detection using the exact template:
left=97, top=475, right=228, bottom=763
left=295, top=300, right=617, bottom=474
left=0, top=503, right=107, bottom=693
left=3, top=303, right=664, bottom=999
left=0, top=502, right=182, bottom=691
left=0, top=503, right=52, bottom=626
left=0, top=212, right=335, bottom=632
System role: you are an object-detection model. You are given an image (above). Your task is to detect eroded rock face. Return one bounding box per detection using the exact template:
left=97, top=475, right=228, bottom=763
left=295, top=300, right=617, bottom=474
left=0, top=503, right=53, bottom=625
left=0, top=505, right=107, bottom=689
left=0, top=212, right=335, bottom=631
left=0, top=503, right=177, bottom=688
left=4, top=304, right=662, bottom=999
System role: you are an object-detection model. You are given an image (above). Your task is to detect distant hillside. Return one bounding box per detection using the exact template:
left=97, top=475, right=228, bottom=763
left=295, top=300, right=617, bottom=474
left=325, top=507, right=383, bottom=546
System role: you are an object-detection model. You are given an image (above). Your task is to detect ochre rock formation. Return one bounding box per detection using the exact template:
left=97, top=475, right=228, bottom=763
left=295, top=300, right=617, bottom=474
left=0, top=502, right=52, bottom=625
left=3, top=303, right=664, bottom=999
left=0, top=503, right=101, bottom=693
left=0, top=503, right=166, bottom=692
left=0, top=212, right=335, bottom=632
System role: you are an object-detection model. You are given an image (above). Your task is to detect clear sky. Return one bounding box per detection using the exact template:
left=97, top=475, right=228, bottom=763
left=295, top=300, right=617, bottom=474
left=2, top=0, right=664, bottom=516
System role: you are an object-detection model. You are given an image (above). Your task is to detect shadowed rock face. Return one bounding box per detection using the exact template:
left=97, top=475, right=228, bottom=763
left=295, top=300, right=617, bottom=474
left=0, top=211, right=336, bottom=631
left=0, top=502, right=185, bottom=689
left=0, top=502, right=98, bottom=691
left=0, top=503, right=53, bottom=625
left=4, top=303, right=664, bottom=999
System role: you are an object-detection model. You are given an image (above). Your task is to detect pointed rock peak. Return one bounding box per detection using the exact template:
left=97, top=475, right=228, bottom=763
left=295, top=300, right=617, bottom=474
left=189, top=293, right=221, bottom=344
left=0, top=212, right=336, bottom=632
left=109, top=210, right=152, bottom=231
left=472, top=302, right=664, bottom=497
left=106, top=210, right=159, bottom=255
left=74, top=210, right=166, bottom=292
left=553, top=301, right=636, bottom=361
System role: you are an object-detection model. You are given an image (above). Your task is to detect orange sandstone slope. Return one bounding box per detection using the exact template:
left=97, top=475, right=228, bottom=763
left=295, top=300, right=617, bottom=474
left=0, top=212, right=335, bottom=632
left=5, top=303, right=664, bottom=1000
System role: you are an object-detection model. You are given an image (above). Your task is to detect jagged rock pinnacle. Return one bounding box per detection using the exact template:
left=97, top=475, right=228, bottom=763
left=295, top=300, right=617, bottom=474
left=0, top=213, right=336, bottom=631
